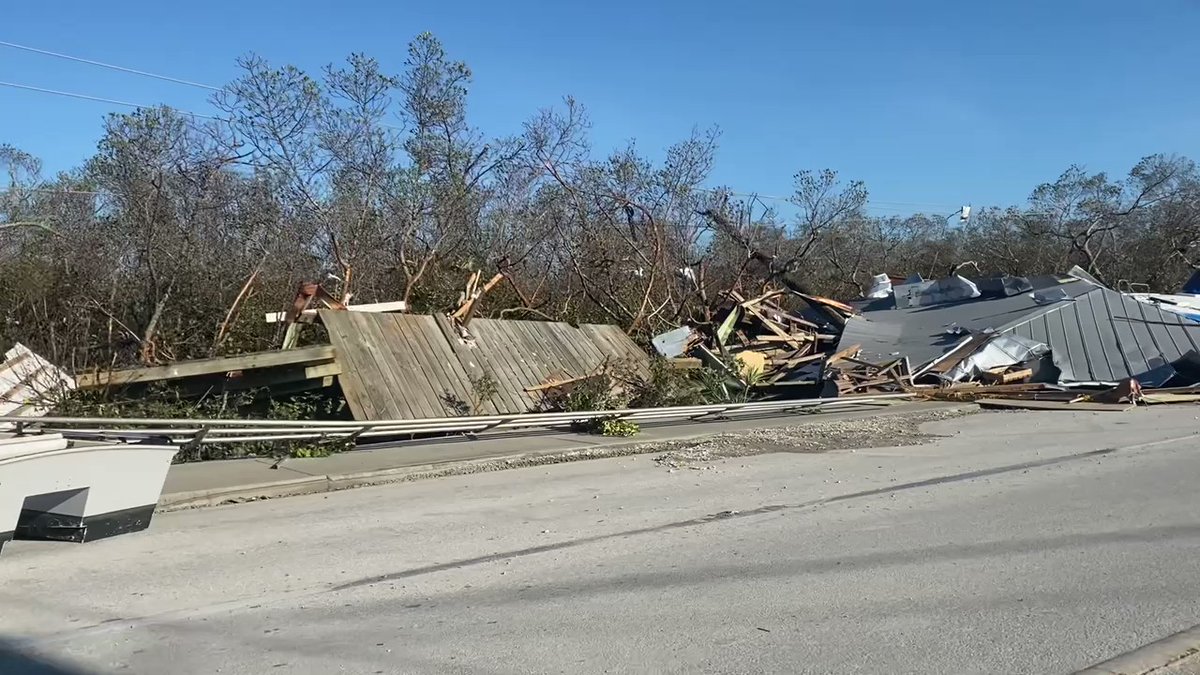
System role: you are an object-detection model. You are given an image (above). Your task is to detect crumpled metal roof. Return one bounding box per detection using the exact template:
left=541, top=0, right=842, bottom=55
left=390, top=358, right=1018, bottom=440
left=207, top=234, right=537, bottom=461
left=839, top=279, right=1096, bottom=367
left=840, top=276, right=1200, bottom=385
left=1006, top=286, right=1200, bottom=385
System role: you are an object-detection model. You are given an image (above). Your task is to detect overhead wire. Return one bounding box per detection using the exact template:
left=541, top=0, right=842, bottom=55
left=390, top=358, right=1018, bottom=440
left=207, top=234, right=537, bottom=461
left=0, top=39, right=221, bottom=90
left=2, top=42, right=964, bottom=211
left=0, top=39, right=407, bottom=130
left=0, top=80, right=218, bottom=120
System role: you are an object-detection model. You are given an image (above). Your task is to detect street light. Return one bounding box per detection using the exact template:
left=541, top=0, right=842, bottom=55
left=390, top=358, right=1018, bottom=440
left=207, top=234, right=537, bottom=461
left=945, top=205, right=971, bottom=224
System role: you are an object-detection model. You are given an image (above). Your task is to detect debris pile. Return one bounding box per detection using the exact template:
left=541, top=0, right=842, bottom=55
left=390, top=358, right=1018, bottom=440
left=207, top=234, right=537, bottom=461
left=835, top=265, right=1200, bottom=410
left=822, top=346, right=915, bottom=396
left=12, top=263, right=1200, bottom=431
left=0, top=344, right=75, bottom=420
left=653, top=288, right=863, bottom=395
left=649, top=264, right=1200, bottom=411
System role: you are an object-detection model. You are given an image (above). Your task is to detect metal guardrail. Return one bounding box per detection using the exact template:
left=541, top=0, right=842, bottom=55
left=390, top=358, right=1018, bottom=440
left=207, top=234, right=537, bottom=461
left=0, top=393, right=913, bottom=445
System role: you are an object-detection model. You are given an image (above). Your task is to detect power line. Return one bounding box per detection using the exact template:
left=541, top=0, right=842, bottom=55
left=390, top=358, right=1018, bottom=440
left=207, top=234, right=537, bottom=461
left=0, top=40, right=220, bottom=90
left=0, top=44, right=966, bottom=208
left=1, top=40, right=408, bottom=132
left=0, top=80, right=218, bottom=120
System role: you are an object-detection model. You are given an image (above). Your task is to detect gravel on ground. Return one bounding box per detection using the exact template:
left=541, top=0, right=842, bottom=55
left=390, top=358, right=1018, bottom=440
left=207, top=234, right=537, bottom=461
left=351, top=407, right=977, bottom=486
left=649, top=407, right=973, bottom=468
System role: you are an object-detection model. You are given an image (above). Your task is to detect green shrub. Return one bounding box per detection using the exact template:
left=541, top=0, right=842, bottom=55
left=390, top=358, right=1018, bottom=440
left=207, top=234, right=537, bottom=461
left=597, top=418, right=640, bottom=437
left=56, top=385, right=349, bottom=463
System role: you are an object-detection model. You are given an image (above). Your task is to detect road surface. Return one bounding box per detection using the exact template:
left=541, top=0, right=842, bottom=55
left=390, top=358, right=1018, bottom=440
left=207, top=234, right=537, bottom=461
left=3, top=407, right=1200, bottom=674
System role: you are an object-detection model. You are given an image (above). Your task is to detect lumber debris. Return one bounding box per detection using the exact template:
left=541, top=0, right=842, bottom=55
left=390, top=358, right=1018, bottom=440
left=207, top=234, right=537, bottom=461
left=651, top=285, right=871, bottom=396
left=451, top=272, right=505, bottom=325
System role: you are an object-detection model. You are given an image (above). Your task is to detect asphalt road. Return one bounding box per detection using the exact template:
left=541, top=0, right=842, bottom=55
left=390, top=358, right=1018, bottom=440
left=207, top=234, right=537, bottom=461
left=3, top=407, right=1200, bottom=674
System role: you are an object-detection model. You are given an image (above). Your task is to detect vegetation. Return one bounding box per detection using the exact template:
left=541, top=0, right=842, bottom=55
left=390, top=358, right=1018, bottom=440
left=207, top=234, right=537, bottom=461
left=2, top=30, right=1198, bottom=379
left=596, top=418, right=640, bottom=437
left=55, top=386, right=349, bottom=462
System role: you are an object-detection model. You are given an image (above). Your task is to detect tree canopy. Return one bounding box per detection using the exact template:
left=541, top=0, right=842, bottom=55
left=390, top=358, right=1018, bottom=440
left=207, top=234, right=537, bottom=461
left=3, top=33, right=1198, bottom=370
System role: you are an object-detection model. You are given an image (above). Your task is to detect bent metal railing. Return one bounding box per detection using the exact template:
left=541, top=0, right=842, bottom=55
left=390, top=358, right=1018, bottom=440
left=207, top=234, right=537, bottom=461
left=0, top=393, right=913, bottom=446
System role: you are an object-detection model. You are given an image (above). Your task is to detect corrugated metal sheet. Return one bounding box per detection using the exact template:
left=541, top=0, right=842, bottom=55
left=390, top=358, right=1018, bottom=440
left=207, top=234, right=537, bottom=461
left=321, top=312, right=650, bottom=421
left=0, top=344, right=75, bottom=418
left=1006, top=286, right=1200, bottom=385
left=839, top=280, right=1097, bottom=367
left=842, top=275, right=1200, bottom=386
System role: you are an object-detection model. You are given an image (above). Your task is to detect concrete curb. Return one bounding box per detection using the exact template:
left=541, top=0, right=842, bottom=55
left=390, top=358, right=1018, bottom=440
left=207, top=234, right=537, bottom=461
left=158, top=475, right=331, bottom=510
left=158, top=447, right=627, bottom=510
left=156, top=403, right=979, bottom=511
left=1075, top=624, right=1200, bottom=674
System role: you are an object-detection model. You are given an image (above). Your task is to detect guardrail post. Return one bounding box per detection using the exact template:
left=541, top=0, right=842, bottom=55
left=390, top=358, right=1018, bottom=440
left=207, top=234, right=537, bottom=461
left=182, top=427, right=209, bottom=452
left=343, top=425, right=371, bottom=444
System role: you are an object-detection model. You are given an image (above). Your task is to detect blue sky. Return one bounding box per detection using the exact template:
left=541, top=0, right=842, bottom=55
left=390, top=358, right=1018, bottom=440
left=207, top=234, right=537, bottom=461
left=3, top=0, right=1198, bottom=214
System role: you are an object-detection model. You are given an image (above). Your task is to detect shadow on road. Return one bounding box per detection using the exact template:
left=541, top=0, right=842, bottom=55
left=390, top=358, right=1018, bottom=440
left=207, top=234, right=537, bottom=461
left=0, top=639, right=95, bottom=675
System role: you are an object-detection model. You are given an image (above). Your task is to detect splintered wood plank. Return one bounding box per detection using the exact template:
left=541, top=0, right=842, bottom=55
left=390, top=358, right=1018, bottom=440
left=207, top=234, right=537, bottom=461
left=755, top=334, right=815, bottom=343
left=980, top=368, right=1033, bottom=384
left=434, top=315, right=484, bottom=380
left=737, top=289, right=787, bottom=307
left=741, top=303, right=804, bottom=349
left=756, top=302, right=821, bottom=331
left=524, top=373, right=601, bottom=392
left=836, top=356, right=885, bottom=371
left=770, top=352, right=825, bottom=367
left=824, top=343, right=862, bottom=367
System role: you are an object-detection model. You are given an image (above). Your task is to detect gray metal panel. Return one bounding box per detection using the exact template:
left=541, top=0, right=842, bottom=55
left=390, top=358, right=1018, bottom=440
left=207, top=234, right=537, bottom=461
left=1117, top=293, right=1164, bottom=374
left=1046, top=303, right=1086, bottom=382
left=1001, top=286, right=1200, bottom=385
left=1099, top=291, right=1143, bottom=379
left=844, top=275, right=1200, bottom=385
left=1076, top=290, right=1117, bottom=381
left=839, top=280, right=1096, bottom=369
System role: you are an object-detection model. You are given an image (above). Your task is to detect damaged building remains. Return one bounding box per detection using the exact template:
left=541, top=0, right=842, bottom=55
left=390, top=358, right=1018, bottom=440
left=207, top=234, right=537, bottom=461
left=3, top=266, right=1200, bottom=448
